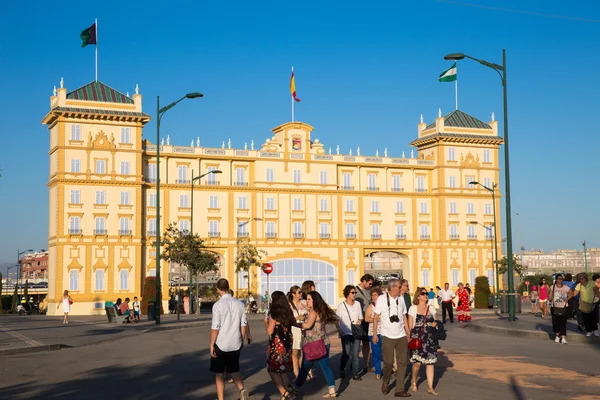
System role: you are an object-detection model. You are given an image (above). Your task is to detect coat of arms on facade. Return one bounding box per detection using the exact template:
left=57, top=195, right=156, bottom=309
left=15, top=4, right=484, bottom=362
left=292, top=135, right=302, bottom=151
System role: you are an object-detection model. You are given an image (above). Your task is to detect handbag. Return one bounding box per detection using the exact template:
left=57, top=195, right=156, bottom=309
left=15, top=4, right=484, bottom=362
left=303, top=338, right=327, bottom=361
left=343, top=303, right=368, bottom=340
left=408, top=306, right=429, bottom=350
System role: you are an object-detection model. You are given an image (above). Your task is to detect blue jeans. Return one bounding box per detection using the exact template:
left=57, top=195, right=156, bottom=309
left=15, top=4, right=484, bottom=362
left=340, top=335, right=360, bottom=377
left=368, top=334, right=382, bottom=375
left=296, top=344, right=336, bottom=390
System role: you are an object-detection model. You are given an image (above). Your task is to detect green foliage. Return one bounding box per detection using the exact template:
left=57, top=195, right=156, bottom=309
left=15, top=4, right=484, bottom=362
left=498, top=255, right=527, bottom=276
left=235, top=240, right=267, bottom=291
left=474, top=276, right=491, bottom=309
left=11, top=285, right=17, bottom=312
left=517, top=273, right=554, bottom=293
left=23, top=280, right=29, bottom=300
left=141, top=276, right=164, bottom=315
left=154, top=222, right=220, bottom=277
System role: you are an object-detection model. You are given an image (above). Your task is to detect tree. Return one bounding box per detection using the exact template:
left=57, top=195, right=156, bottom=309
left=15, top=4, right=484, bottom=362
left=498, top=255, right=527, bottom=277
left=23, top=280, right=29, bottom=301
left=11, top=285, right=18, bottom=312
left=235, top=239, right=267, bottom=296
left=154, top=222, right=220, bottom=280
left=474, top=276, right=491, bottom=309
left=0, top=272, right=3, bottom=311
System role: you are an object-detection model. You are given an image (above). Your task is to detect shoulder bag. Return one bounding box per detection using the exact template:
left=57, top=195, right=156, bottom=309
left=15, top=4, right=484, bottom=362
left=408, top=306, right=429, bottom=350
left=303, top=338, right=327, bottom=361
left=550, top=285, right=566, bottom=316
left=343, top=303, right=368, bottom=340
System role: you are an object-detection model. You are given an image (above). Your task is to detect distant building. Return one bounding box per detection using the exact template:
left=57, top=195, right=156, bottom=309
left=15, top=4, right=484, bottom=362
left=520, top=248, right=599, bottom=276
left=19, top=251, right=49, bottom=283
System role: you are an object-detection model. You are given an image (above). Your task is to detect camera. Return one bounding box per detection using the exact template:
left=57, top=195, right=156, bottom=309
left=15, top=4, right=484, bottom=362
left=389, top=314, right=400, bottom=323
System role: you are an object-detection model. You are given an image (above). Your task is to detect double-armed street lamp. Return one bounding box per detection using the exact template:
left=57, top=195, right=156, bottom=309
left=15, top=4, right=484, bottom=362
left=189, top=169, right=222, bottom=314
left=155, top=92, right=203, bottom=325
left=446, top=50, right=516, bottom=321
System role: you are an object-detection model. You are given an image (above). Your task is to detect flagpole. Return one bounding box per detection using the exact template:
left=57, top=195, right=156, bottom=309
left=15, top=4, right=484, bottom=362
left=291, top=66, right=295, bottom=122
left=455, top=62, right=458, bottom=110
left=95, top=18, right=98, bottom=82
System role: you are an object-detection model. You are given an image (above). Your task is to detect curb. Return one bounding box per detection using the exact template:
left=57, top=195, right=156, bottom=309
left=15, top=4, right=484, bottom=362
left=144, top=320, right=211, bottom=333
left=0, top=344, right=71, bottom=357
left=465, top=322, right=600, bottom=343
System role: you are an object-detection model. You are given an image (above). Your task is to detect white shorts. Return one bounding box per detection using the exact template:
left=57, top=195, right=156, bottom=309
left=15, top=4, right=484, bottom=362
left=292, top=326, right=302, bottom=350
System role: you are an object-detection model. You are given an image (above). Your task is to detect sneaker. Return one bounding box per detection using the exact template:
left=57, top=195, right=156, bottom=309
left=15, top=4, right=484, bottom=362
left=554, top=336, right=560, bottom=343
left=593, top=331, right=600, bottom=337
left=586, top=332, right=592, bottom=338
left=240, top=388, right=249, bottom=400
left=560, top=338, right=568, bottom=344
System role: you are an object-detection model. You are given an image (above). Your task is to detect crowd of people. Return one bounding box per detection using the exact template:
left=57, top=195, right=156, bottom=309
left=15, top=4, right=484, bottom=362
left=209, top=275, right=452, bottom=400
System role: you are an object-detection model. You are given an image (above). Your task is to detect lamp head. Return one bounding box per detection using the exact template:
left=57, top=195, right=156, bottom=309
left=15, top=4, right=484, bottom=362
left=469, top=181, right=479, bottom=185
left=444, top=53, right=465, bottom=61
left=186, top=92, right=203, bottom=99
left=210, top=170, right=223, bottom=174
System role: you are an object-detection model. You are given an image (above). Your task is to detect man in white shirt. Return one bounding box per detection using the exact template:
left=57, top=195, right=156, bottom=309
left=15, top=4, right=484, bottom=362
left=438, top=282, right=456, bottom=324
left=372, top=278, right=411, bottom=397
left=210, top=279, right=249, bottom=400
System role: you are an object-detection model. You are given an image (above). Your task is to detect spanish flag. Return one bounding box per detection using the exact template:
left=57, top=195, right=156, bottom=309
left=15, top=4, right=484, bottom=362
left=290, top=67, right=300, bottom=102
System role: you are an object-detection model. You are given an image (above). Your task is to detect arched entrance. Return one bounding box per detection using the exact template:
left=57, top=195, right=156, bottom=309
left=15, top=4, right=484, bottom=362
left=364, top=251, right=408, bottom=280
left=260, top=259, right=336, bottom=306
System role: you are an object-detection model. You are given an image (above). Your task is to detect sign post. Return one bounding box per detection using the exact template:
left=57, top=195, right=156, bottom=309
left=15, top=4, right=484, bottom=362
left=263, top=263, right=273, bottom=306
left=525, top=280, right=530, bottom=297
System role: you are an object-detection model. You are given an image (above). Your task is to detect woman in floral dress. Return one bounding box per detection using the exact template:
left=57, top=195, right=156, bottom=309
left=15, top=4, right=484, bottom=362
left=408, top=287, right=439, bottom=395
left=456, top=283, right=471, bottom=322
left=265, top=291, right=295, bottom=399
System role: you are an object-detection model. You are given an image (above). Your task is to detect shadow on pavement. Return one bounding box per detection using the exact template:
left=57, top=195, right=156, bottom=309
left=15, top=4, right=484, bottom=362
left=509, top=375, right=526, bottom=400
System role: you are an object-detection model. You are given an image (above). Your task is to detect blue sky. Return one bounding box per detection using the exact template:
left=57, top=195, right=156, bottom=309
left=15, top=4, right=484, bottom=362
left=1, top=0, right=599, bottom=269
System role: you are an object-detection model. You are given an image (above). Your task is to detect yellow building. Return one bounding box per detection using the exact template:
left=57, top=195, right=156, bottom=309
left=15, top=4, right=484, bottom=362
left=43, top=80, right=503, bottom=315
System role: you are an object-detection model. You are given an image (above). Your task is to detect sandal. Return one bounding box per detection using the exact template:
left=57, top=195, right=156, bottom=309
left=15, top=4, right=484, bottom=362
left=322, top=392, right=337, bottom=398
left=287, top=386, right=299, bottom=396
left=281, top=391, right=291, bottom=400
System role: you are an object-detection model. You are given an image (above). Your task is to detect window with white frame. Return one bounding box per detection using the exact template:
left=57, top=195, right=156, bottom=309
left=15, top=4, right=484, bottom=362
left=238, top=269, right=248, bottom=289
left=95, top=269, right=104, bottom=290
left=120, top=217, right=131, bottom=234
left=469, top=269, right=477, bottom=286
left=179, top=220, right=189, bottom=233
left=209, top=195, right=218, bottom=209
left=320, top=223, right=329, bottom=236
left=148, top=193, right=157, bottom=207
left=70, top=190, right=81, bottom=204
left=346, top=223, right=356, bottom=236
left=449, top=202, right=457, bottom=214
left=293, top=169, right=301, bottom=183
left=95, top=217, right=106, bottom=233
left=368, top=174, right=377, bottom=189
left=207, top=166, right=217, bottom=183
left=396, top=224, right=405, bottom=238
left=348, top=269, right=355, bottom=286
left=483, top=149, right=491, bottom=163
left=266, top=221, right=275, bottom=236
left=120, top=191, right=130, bottom=205
left=467, top=202, right=475, bottom=214
left=147, top=164, right=157, bottom=182
left=178, top=165, right=188, bottom=183
left=120, top=161, right=130, bottom=175
left=293, top=198, right=302, bottom=211
left=71, top=159, right=81, bottom=173
left=423, top=269, right=430, bottom=287
left=466, top=176, right=475, bottom=188
left=346, top=200, right=354, bottom=212
left=120, top=269, right=129, bottom=290
left=420, top=202, right=428, bottom=214
left=179, top=194, right=189, bottom=208
left=371, top=223, right=380, bottom=237
left=209, top=220, right=219, bottom=235
left=486, top=224, right=493, bottom=239
left=396, top=201, right=404, bottom=213
left=149, top=269, right=156, bottom=277
left=95, top=160, right=106, bottom=174
left=71, top=124, right=81, bottom=140
left=69, top=216, right=81, bottom=233
left=483, top=178, right=491, bottom=189
left=343, top=172, right=351, bottom=188
left=371, top=200, right=380, bottom=213
left=148, top=219, right=156, bottom=235
left=95, top=190, right=106, bottom=204
left=450, top=224, right=458, bottom=238
left=487, top=269, right=494, bottom=286
left=448, top=147, right=455, bottom=161
left=452, top=269, right=459, bottom=286
left=417, top=176, right=425, bottom=191
left=449, top=176, right=457, bottom=188
left=238, top=196, right=247, bottom=209
left=293, top=222, right=303, bottom=236
left=468, top=224, right=476, bottom=238
left=238, top=222, right=248, bottom=235
left=69, top=269, right=78, bottom=291
left=320, top=199, right=328, bottom=212
left=266, top=197, right=275, bottom=210
left=420, top=224, right=429, bottom=238
left=484, top=203, right=492, bottom=215
left=266, top=168, right=275, bottom=182
left=393, top=175, right=401, bottom=190
left=236, top=168, right=246, bottom=185
left=319, top=171, right=328, bottom=185
left=120, top=127, right=131, bottom=144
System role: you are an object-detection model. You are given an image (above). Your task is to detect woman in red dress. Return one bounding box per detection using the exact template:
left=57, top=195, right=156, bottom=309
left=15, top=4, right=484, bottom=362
left=456, top=283, right=471, bottom=322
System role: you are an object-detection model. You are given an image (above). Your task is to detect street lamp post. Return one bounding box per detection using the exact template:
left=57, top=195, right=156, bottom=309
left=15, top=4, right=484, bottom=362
left=470, top=181, right=500, bottom=306
left=155, top=92, right=203, bottom=325
left=447, top=50, right=515, bottom=321
left=190, top=169, right=222, bottom=314
left=582, top=240, right=587, bottom=273
left=470, top=220, right=498, bottom=307
left=17, top=249, right=34, bottom=300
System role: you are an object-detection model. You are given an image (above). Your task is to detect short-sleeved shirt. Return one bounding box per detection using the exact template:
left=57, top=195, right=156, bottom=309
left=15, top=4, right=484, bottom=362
left=575, top=282, right=595, bottom=303
left=211, top=294, right=247, bottom=352
left=336, top=301, right=364, bottom=336
left=119, top=302, right=130, bottom=314
left=403, top=293, right=412, bottom=311
left=373, top=293, right=407, bottom=339
left=428, top=291, right=436, bottom=300
left=550, top=285, right=570, bottom=308
left=408, top=305, right=436, bottom=320
left=132, top=301, right=140, bottom=312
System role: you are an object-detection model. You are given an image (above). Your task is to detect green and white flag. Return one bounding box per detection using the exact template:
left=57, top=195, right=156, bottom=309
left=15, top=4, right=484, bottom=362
left=438, top=62, right=457, bottom=82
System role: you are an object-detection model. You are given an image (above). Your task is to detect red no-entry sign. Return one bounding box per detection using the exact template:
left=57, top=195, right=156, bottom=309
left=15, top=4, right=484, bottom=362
left=263, top=263, right=273, bottom=275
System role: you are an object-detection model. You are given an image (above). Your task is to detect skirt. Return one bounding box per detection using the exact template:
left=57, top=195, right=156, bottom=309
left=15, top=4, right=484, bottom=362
left=292, top=326, right=302, bottom=350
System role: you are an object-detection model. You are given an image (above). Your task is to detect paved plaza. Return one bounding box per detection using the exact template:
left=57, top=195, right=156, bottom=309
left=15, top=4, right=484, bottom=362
left=0, top=311, right=599, bottom=400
